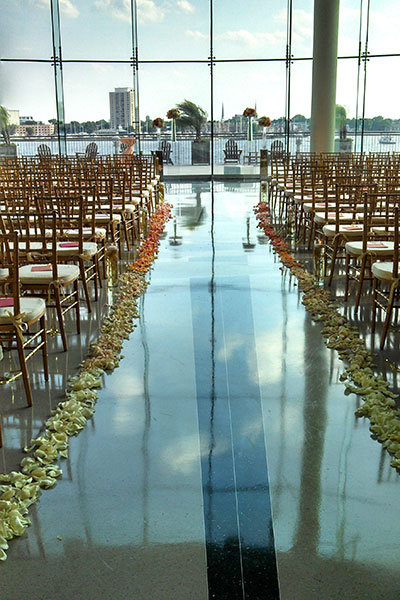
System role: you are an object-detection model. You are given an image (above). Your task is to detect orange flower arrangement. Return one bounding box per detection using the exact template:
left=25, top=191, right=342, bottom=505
left=152, top=117, right=165, bottom=128
left=258, top=116, right=271, bottom=127
left=167, top=109, right=181, bottom=120
left=243, top=107, right=257, bottom=118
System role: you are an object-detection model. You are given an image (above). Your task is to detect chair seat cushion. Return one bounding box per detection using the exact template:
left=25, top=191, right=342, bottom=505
left=0, top=268, right=8, bottom=280
left=345, top=240, right=394, bottom=256
left=314, top=212, right=356, bottom=225
left=371, top=226, right=395, bottom=235
left=371, top=261, right=397, bottom=282
left=131, top=189, right=150, bottom=198
left=19, top=263, right=80, bottom=285
left=65, top=227, right=106, bottom=240
left=323, top=224, right=363, bottom=238
left=101, top=203, right=138, bottom=213
left=93, top=213, right=122, bottom=223
left=0, top=297, right=46, bottom=324
left=303, top=202, right=335, bottom=213
left=56, top=241, right=98, bottom=257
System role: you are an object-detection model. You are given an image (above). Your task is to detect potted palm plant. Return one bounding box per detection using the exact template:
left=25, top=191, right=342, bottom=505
left=0, top=106, right=17, bottom=158
left=175, top=100, right=209, bottom=165
left=334, top=104, right=353, bottom=153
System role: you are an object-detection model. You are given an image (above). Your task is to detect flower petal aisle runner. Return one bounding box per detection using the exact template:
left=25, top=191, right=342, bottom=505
left=255, top=199, right=400, bottom=476
left=0, top=198, right=172, bottom=561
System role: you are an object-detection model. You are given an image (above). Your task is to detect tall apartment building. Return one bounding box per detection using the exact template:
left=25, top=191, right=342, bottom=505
left=109, top=87, right=135, bottom=130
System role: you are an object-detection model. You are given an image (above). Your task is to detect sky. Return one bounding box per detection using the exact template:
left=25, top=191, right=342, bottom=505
left=0, top=0, right=399, bottom=124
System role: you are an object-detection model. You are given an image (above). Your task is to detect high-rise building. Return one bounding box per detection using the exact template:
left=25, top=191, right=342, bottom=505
left=109, top=87, right=135, bottom=130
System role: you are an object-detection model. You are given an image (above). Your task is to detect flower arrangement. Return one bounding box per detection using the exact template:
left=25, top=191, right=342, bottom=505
left=152, top=117, right=165, bottom=129
left=167, top=109, right=181, bottom=120
left=0, top=196, right=172, bottom=561
left=167, top=109, right=181, bottom=141
left=258, top=116, right=271, bottom=127
left=243, top=107, right=257, bottom=118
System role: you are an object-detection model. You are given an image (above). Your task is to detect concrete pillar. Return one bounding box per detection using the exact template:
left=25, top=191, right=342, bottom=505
left=310, top=0, right=340, bottom=153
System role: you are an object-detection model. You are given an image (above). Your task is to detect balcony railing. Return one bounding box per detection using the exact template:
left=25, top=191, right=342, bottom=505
left=8, top=131, right=400, bottom=165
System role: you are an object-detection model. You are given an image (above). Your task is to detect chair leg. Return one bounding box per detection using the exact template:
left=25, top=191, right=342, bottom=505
left=16, top=332, right=33, bottom=407
left=372, top=278, right=378, bottom=334
left=40, top=315, right=49, bottom=381
left=355, top=255, right=367, bottom=312
left=74, top=280, right=81, bottom=335
left=79, top=257, right=92, bottom=313
left=381, top=291, right=395, bottom=350
left=54, top=286, right=68, bottom=352
left=122, top=218, right=130, bottom=251
left=95, top=255, right=102, bottom=289
left=328, top=237, right=340, bottom=286
left=344, top=253, right=350, bottom=301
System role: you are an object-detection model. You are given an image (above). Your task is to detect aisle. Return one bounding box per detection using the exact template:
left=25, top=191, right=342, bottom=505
left=2, top=181, right=400, bottom=600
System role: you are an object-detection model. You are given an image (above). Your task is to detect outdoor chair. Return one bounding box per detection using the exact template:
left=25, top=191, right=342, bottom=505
left=159, top=141, right=173, bottom=165
left=223, top=139, right=242, bottom=164
left=37, top=144, right=52, bottom=159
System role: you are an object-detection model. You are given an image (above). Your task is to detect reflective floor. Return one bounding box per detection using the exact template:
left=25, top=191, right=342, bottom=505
left=1, top=181, right=400, bottom=599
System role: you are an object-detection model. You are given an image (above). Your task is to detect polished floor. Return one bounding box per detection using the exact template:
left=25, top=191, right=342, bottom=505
left=1, top=181, right=400, bottom=599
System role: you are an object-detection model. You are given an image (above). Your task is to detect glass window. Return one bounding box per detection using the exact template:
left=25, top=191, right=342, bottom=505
left=0, top=1, right=53, bottom=59
left=140, top=64, right=211, bottom=170
left=0, top=62, right=59, bottom=156
left=291, top=0, right=314, bottom=58
left=367, top=0, right=400, bottom=56
left=60, top=0, right=132, bottom=60
left=137, top=0, right=209, bottom=60
left=214, top=0, right=287, bottom=60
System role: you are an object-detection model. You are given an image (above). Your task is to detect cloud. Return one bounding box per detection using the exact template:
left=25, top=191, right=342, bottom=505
left=60, top=0, right=79, bottom=18
left=94, top=0, right=164, bottom=23
left=29, top=0, right=79, bottom=18
left=217, top=29, right=286, bottom=48
left=177, top=0, right=194, bottom=13
left=185, top=29, right=207, bottom=41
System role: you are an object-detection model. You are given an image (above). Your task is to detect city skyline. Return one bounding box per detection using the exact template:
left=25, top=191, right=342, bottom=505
left=1, top=0, right=399, bottom=123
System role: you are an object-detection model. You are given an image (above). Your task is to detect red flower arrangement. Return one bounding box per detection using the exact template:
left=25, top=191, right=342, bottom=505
left=243, top=107, right=257, bottom=118
left=152, top=117, right=165, bottom=129
left=258, top=116, right=271, bottom=127
left=167, top=109, right=181, bottom=120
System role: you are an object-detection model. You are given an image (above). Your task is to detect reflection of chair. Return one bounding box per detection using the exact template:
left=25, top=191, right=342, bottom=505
left=159, top=141, right=173, bottom=165
left=224, top=139, right=242, bottom=164
left=37, top=144, right=52, bottom=158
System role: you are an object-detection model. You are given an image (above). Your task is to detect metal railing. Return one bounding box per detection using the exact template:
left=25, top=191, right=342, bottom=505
left=8, top=131, right=400, bottom=165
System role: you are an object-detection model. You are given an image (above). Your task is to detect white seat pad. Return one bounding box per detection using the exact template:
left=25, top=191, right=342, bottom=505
left=345, top=240, right=394, bottom=256
left=0, top=297, right=46, bottom=324
left=93, top=213, right=122, bottom=222
left=371, top=261, right=397, bottom=282
left=303, top=202, right=335, bottom=213
left=0, top=268, right=8, bottom=280
left=323, top=224, right=364, bottom=238
left=314, top=211, right=355, bottom=225
left=56, top=241, right=98, bottom=257
left=65, top=227, right=106, bottom=240
left=101, top=203, right=139, bottom=213
left=371, top=226, right=395, bottom=235
left=19, top=263, right=80, bottom=285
